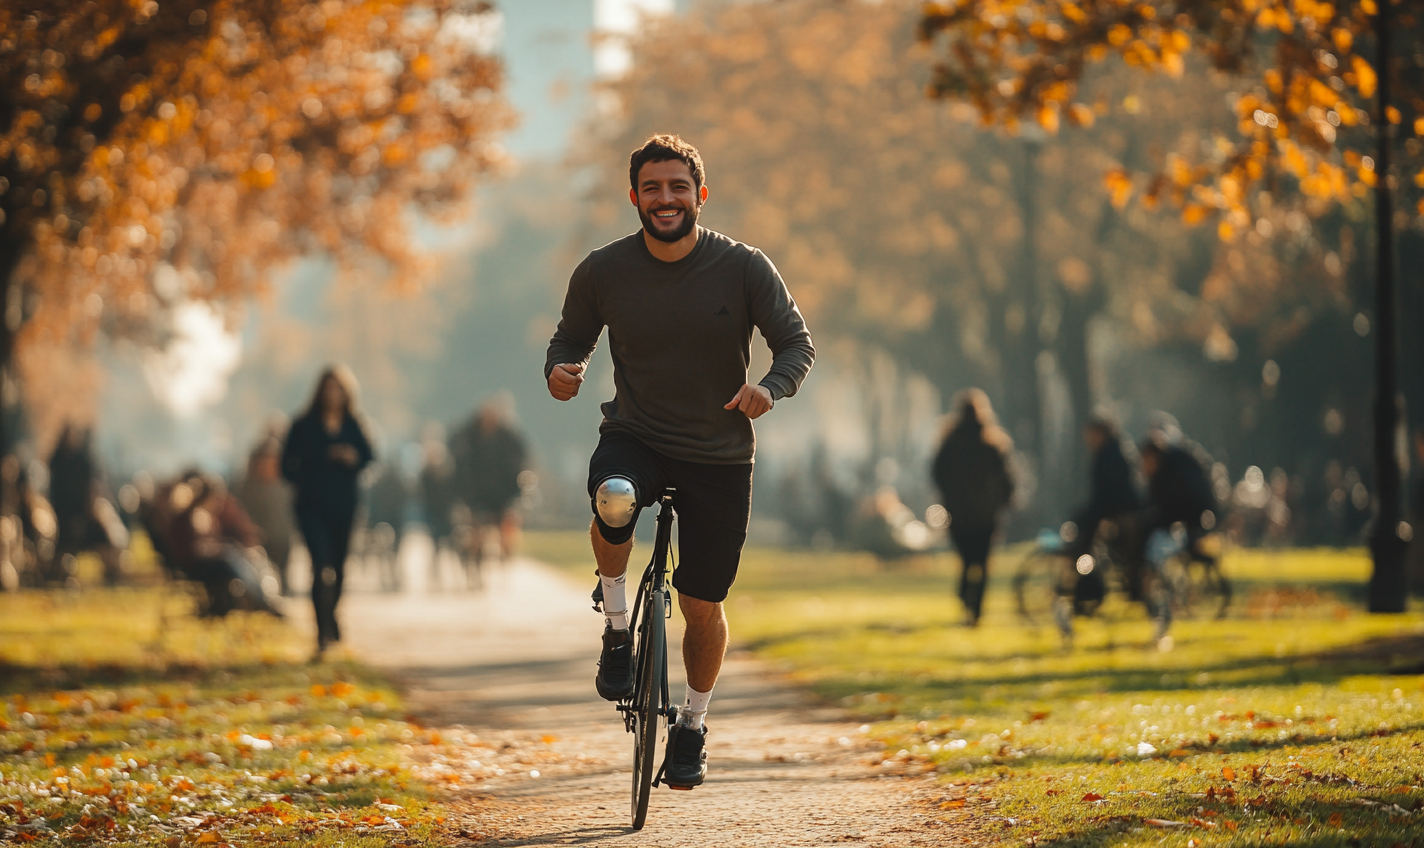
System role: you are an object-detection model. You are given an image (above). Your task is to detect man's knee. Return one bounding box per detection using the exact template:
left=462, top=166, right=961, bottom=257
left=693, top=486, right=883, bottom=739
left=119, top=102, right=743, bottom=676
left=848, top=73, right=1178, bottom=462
left=678, top=592, right=723, bottom=628
left=591, top=476, right=639, bottom=545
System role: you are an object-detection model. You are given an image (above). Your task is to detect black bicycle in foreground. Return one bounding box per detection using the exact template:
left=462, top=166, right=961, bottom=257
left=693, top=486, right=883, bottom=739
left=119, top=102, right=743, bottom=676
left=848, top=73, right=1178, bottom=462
left=592, top=489, right=679, bottom=830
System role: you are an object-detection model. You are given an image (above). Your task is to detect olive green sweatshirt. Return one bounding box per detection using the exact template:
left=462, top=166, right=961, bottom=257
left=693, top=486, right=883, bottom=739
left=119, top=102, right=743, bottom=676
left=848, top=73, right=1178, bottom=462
left=545, top=228, right=815, bottom=464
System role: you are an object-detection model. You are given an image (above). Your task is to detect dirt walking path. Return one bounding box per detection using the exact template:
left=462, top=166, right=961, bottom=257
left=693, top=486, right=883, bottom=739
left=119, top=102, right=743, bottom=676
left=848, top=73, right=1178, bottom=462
left=321, top=543, right=981, bottom=847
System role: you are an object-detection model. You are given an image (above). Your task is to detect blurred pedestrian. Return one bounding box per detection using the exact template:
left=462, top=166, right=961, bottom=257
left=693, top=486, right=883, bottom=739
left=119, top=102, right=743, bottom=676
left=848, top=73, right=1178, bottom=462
left=450, top=399, right=529, bottom=565
left=0, top=456, right=58, bottom=589
left=282, top=366, right=374, bottom=656
left=164, top=470, right=282, bottom=617
left=930, top=389, right=1015, bottom=626
left=47, top=425, right=127, bottom=585
left=417, top=426, right=459, bottom=587
left=237, top=433, right=296, bottom=596
left=362, top=459, right=410, bottom=592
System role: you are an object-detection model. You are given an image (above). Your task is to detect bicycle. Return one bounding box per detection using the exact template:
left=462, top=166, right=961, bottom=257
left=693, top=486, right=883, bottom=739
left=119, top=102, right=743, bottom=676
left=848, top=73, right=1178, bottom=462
left=1151, top=523, right=1232, bottom=621
left=591, top=489, right=678, bottom=831
left=1016, top=516, right=1232, bottom=646
left=1013, top=522, right=1127, bottom=643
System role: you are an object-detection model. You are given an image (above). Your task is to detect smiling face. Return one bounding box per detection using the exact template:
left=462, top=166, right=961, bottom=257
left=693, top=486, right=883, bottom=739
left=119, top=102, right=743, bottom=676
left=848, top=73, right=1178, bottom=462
left=630, top=158, right=707, bottom=244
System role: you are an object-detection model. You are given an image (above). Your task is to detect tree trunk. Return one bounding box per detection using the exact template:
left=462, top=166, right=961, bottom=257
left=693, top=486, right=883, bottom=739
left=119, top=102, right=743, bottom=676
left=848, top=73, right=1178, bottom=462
left=0, top=234, right=24, bottom=460
left=1367, top=0, right=1409, bottom=612
left=1057, top=285, right=1099, bottom=496
left=999, top=139, right=1045, bottom=531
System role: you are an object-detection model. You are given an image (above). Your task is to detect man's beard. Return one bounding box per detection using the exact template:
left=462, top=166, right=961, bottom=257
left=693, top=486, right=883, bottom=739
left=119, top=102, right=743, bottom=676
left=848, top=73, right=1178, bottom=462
left=638, top=202, right=699, bottom=243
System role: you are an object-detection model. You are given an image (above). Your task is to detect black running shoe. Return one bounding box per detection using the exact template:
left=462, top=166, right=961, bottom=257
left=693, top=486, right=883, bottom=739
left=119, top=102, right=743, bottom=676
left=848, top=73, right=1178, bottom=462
left=662, top=722, right=708, bottom=788
left=595, top=625, right=634, bottom=701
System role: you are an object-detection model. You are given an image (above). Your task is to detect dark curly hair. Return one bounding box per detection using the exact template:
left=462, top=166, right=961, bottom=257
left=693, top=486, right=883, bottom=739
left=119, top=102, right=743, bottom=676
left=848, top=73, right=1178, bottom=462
left=629, top=134, right=705, bottom=193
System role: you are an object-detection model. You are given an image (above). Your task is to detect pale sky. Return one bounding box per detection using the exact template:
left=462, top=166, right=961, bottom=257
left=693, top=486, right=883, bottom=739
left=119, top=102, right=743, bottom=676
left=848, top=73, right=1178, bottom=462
left=592, top=0, right=675, bottom=78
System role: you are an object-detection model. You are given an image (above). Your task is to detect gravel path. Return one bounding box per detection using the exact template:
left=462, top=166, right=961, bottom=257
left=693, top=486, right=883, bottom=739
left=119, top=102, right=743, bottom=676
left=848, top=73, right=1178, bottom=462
left=319, top=538, right=983, bottom=847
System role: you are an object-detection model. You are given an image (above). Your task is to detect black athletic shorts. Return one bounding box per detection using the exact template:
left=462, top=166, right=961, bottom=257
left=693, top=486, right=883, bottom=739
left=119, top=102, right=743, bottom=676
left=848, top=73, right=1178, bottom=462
left=588, top=431, right=753, bottom=603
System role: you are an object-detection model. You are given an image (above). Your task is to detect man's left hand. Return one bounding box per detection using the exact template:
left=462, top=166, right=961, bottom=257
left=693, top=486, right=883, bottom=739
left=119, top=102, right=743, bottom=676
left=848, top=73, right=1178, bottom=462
left=724, top=384, right=773, bottom=419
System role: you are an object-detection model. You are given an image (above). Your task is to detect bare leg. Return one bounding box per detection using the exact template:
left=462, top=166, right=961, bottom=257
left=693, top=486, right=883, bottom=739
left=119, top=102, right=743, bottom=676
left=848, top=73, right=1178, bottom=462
left=590, top=519, right=633, bottom=578
left=499, top=511, right=520, bottom=561
left=679, top=593, right=727, bottom=693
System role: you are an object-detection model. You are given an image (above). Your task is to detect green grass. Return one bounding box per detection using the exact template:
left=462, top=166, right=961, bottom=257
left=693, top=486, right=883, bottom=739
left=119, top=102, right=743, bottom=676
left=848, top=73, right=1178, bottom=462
left=520, top=529, right=594, bottom=579
left=724, top=544, right=1424, bottom=846
left=0, top=583, right=459, bottom=847
left=524, top=532, right=1424, bottom=846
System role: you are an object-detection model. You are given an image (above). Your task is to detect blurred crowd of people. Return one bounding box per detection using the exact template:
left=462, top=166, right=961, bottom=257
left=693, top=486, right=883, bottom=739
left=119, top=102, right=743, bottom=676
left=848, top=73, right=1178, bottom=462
left=773, top=387, right=1424, bottom=623
left=0, top=366, right=532, bottom=659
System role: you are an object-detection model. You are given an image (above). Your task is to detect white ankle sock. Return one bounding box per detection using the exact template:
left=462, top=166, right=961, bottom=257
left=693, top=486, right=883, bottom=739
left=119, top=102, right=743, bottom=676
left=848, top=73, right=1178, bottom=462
left=600, top=572, right=628, bottom=631
left=680, top=685, right=712, bottom=729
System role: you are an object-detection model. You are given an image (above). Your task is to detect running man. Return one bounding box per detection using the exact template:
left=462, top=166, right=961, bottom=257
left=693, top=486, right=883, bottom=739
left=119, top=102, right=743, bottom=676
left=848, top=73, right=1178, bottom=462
left=544, top=135, right=815, bottom=788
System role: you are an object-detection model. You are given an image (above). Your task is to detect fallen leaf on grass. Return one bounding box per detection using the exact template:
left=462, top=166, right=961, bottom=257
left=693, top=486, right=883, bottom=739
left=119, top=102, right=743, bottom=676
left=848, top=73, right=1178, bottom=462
left=1081, top=793, right=1104, bottom=802
left=939, top=799, right=966, bottom=809
left=1222, top=766, right=1236, bottom=781
left=1328, top=812, right=1343, bottom=827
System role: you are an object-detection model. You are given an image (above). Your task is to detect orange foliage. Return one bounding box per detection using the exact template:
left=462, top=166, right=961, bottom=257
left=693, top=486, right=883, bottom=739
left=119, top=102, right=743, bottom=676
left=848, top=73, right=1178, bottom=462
left=590, top=0, right=1287, bottom=364
left=0, top=0, right=511, bottom=361
left=919, top=0, right=1421, bottom=234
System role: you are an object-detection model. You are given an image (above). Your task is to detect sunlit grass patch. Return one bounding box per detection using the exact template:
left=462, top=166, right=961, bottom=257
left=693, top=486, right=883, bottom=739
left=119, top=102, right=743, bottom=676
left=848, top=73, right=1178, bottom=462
left=724, top=544, right=1424, bottom=846
left=0, top=587, right=465, bottom=846
left=519, top=530, right=591, bottom=580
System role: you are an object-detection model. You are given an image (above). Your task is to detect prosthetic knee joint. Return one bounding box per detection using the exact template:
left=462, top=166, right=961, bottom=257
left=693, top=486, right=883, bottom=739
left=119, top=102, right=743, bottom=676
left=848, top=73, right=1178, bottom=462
left=594, top=477, right=638, bottom=530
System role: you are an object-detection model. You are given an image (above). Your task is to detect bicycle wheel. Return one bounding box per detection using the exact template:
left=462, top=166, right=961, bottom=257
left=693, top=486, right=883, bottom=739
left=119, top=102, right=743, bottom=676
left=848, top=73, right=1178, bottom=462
left=1178, top=558, right=1232, bottom=619
left=1011, top=550, right=1054, bottom=624
left=630, top=586, right=665, bottom=830
left=1013, top=550, right=1074, bottom=636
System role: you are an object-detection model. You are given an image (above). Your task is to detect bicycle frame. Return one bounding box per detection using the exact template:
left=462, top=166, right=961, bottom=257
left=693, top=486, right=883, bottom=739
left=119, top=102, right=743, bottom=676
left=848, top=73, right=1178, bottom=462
left=618, top=491, right=676, bottom=730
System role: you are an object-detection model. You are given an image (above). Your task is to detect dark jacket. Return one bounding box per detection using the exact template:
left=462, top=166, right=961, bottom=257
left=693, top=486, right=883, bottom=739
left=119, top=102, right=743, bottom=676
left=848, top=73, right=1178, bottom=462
left=932, top=428, right=1014, bottom=530
left=280, top=413, right=374, bottom=519
left=1075, top=438, right=1142, bottom=535
left=1147, top=445, right=1217, bottom=530
left=452, top=421, right=528, bottom=513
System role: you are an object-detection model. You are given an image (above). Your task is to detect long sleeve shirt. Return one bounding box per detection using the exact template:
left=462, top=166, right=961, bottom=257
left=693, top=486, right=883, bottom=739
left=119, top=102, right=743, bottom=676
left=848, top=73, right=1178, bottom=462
left=545, top=228, right=815, bottom=464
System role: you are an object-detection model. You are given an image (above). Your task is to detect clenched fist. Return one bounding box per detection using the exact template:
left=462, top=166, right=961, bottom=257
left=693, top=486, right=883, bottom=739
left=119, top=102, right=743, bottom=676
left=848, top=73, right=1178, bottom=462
left=548, top=362, right=586, bottom=401
left=724, top=383, right=773, bottom=419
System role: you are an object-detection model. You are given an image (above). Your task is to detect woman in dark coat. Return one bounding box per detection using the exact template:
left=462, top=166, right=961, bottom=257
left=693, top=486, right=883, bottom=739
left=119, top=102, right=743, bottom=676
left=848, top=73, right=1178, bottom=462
left=931, top=389, right=1015, bottom=626
left=282, top=366, right=374, bottom=655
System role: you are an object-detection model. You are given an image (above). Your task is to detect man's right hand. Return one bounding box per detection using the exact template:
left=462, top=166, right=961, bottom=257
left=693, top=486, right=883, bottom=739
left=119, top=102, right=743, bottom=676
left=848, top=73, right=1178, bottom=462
left=548, top=362, right=586, bottom=401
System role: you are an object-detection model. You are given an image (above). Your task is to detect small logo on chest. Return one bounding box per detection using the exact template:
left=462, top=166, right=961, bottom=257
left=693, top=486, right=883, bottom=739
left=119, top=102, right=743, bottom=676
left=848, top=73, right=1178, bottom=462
left=715, top=306, right=730, bottom=316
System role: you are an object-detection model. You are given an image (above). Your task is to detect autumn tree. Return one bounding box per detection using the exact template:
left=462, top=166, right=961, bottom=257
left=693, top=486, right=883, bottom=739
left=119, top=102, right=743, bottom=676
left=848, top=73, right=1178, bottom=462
left=919, top=0, right=1420, bottom=605
left=584, top=0, right=1344, bottom=527
left=0, top=0, right=511, bottom=449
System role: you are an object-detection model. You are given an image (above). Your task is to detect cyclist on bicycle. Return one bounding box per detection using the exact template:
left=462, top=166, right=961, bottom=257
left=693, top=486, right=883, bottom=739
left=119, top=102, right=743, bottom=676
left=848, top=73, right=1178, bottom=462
left=1138, top=423, right=1219, bottom=637
left=544, top=135, right=815, bottom=789
left=1065, top=413, right=1143, bottom=607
